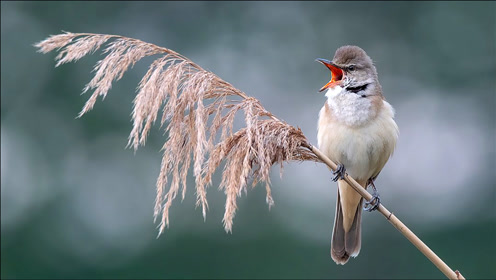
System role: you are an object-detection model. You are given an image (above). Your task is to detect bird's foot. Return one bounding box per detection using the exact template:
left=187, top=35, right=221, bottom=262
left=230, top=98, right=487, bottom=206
left=363, top=180, right=380, bottom=212
left=332, top=164, right=346, bottom=182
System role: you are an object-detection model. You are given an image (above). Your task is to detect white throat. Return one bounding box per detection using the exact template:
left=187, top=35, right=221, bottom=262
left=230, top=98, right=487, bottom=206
left=325, top=86, right=376, bottom=127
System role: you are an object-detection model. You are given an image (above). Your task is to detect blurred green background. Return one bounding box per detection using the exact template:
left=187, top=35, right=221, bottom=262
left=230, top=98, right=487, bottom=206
left=1, top=1, right=495, bottom=279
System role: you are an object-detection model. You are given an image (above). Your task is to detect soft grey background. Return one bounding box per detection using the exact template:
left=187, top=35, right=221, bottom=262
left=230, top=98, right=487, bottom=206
left=1, top=1, right=495, bottom=279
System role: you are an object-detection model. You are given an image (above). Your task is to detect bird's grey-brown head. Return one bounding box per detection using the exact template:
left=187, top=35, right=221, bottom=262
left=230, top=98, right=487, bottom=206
left=316, top=45, right=381, bottom=97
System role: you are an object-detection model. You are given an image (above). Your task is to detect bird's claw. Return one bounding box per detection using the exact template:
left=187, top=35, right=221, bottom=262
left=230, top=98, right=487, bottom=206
left=332, top=164, right=346, bottom=182
left=363, top=193, right=380, bottom=212
left=363, top=180, right=380, bottom=212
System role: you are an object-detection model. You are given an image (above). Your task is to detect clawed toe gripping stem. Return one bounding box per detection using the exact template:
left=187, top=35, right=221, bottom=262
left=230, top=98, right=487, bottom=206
left=332, top=164, right=346, bottom=182
left=363, top=179, right=380, bottom=212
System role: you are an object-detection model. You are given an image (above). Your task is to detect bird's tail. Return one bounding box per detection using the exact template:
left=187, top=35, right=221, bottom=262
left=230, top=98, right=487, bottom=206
left=331, top=181, right=363, bottom=265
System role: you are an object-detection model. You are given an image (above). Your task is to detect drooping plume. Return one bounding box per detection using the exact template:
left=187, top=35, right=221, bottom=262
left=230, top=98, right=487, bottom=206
left=35, top=32, right=320, bottom=234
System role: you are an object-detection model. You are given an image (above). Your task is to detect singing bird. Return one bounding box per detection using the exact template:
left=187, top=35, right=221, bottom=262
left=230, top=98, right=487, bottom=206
left=316, top=46, right=399, bottom=265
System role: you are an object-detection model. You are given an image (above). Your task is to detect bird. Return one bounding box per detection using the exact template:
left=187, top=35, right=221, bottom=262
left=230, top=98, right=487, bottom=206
left=316, top=46, right=399, bottom=265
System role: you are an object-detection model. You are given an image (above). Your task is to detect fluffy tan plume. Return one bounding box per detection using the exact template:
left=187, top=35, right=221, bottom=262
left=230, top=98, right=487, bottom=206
left=35, top=32, right=319, bottom=235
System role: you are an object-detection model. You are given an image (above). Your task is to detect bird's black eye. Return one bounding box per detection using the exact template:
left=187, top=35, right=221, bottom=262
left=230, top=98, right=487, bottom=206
left=348, top=65, right=356, bottom=71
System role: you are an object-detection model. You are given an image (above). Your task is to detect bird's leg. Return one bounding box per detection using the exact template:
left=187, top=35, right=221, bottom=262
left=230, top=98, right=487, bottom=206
left=332, top=164, right=346, bottom=182
left=363, top=178, right=381, bottom=212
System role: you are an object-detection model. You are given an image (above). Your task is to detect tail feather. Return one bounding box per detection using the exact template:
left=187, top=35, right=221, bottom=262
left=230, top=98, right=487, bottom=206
left=331, top=188, right=363, bottom=265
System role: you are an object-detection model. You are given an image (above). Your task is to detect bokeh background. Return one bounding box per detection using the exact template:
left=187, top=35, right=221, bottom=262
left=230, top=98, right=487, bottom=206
left=2, top=1, right=495, bottom=279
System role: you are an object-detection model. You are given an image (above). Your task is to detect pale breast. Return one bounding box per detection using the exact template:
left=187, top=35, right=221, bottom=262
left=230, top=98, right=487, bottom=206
left=317, top=99, right=398, bottom=181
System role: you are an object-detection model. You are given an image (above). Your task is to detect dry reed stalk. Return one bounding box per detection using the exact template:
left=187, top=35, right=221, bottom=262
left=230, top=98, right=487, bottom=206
left=35, top=32, right=464, bottom=279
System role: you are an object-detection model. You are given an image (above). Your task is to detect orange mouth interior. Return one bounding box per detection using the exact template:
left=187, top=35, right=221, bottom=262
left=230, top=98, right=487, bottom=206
left=319, top=64, right=344, bottom=92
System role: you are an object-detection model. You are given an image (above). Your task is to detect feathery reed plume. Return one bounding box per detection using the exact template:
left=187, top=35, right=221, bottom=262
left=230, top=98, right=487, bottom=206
left=35, top=32, right=319, bottom=234
left=36, top=32, right=465, bottom=279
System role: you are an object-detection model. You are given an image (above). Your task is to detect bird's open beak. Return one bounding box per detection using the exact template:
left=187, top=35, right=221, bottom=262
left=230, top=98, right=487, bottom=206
left=316, top=58, right=344, bottom=92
